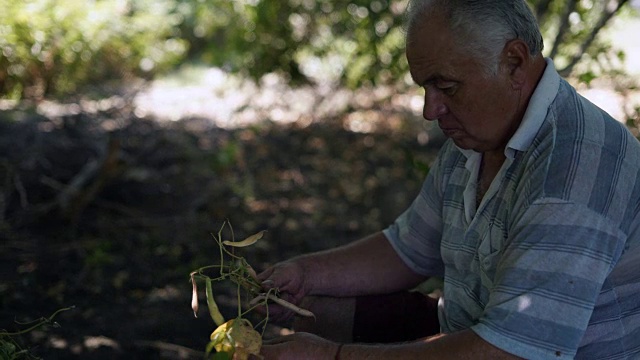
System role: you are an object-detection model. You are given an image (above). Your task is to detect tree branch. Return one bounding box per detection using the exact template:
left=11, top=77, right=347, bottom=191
left=534, top=0, right=555, bottom=23
left=558, top=0, right=630, bottom=77
left=549, top=0, right=579, bottom=59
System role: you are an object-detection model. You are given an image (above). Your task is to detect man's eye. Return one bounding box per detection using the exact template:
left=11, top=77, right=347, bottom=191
left=436, top=83, right=457, bottom=94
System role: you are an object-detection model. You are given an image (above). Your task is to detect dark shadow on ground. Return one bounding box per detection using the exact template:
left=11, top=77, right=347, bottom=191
left=0, top=105, right=444, bottom=359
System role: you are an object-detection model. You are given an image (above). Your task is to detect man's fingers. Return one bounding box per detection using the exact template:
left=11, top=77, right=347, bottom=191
left=262, top=336, right=293, bottom=345
left=251, top=297, right=295, bottom=324
left=266, top=308, right=295, bottom=324
left=257, top=267, right=274, bottom=282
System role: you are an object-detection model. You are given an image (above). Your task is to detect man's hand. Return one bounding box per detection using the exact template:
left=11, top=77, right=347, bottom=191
left=255, top=232, right=427, bottom=325
left=257, top=332, right=339, bottom=360
left=257, top=260, right=309, bottom=324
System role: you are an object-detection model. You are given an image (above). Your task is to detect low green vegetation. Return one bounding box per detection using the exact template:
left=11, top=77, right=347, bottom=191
left=0, top=307, right=74, bottom=360
left=0, top=0, right=187, bottom=100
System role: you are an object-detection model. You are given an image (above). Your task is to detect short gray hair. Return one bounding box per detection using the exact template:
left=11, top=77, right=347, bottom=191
left=406, top=0, right=544, bottom=75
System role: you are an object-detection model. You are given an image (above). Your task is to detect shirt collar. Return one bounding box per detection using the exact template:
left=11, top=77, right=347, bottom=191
left=504, top=58, right=560, bottom=159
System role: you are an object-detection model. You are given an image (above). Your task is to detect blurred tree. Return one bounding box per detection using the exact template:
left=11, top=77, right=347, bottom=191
left=195, top=0, right=634, bottom=88
left=532, top=0, right=631, bottom=81
left=0, top=0, right=188, bottom=100
left=0, top=0, right=634, bottom=100
left=197, top=0, right=412, bottom=88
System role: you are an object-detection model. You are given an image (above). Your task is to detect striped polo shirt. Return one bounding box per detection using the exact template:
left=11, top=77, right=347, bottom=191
left=383, top=59, right=640, bottom=359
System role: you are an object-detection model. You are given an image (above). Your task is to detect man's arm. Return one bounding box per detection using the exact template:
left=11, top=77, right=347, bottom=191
left=338, top=329, right=521, bottom=359
left=258, top=231, right=427, bottom=299
left=340, top=330, right=520, bottom=360
left=293, top=231, right=427, bottom=297
left=259, top=329, right=522, bottom=359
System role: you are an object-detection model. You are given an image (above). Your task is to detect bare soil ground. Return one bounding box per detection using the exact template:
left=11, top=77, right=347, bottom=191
left=0, top=95, right=443, bottom=359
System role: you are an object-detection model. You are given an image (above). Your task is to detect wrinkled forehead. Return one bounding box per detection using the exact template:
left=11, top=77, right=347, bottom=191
left=405, top=11, right=459, bottom=55
left=405, top=3, right=457, bottom=48
left=406, top=0, right=449, bottom=33
left=405, top=11, right=491, bottom=83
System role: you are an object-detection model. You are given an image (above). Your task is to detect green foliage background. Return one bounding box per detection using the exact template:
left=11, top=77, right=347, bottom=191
left=0, top=0, right=635, bottom=100
left=0, top=0, right=188, bottom=100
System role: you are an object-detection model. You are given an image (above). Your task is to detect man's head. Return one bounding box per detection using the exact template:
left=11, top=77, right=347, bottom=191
left=405, top=0, right=547, bottom=153
left=406, top=0, right=544, bottom=75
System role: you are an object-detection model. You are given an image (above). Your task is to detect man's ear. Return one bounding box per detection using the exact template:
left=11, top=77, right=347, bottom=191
left=502, top=39, right=529, bottom=90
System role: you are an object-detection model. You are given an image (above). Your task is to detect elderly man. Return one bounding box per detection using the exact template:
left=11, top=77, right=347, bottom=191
left=256, top=0, right=640, bottom=359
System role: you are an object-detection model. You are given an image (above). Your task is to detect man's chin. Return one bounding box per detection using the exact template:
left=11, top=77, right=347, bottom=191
left=449, top=137, right=474, bottom=150
left=451, top=138, right=499, bottom=154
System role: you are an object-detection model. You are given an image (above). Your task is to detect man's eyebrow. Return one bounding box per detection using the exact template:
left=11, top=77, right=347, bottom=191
left=418, top=76, right=435, bottom=86
left=418, top=75, right=457, bottom=87
left=412, top=74, right=436, bottom=87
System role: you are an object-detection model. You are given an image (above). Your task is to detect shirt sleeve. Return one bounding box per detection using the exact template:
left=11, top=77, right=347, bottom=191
left=383, top=150, right=447, bottom=277
left=471, top=198, right=627, bottom=359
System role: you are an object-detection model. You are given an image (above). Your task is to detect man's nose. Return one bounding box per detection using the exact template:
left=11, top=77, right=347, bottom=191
left=423, top=90, right=448, bottom=121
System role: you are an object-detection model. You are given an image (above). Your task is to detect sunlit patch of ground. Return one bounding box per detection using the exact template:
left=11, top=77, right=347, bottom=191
left=132, top=66, right=426, bottom=134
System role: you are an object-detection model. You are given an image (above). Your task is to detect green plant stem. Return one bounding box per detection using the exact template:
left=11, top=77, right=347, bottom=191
left=194, top=264, right=228, bottom=274
left=237, top=284, right=242, bottom=319
left=0, top=306, right=75, bottom=337
left=216, top=223, right=227, bottom=277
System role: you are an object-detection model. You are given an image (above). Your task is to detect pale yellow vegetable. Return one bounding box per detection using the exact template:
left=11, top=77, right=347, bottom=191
left=246, top=265, right=259, bottom=283
left=222, top=230, right=266, bottom=247
left=190, top=272, right=199, bottom=317
left=250, top=293, right=315, bottom=318
left=206, top=277, right=225, bottom=326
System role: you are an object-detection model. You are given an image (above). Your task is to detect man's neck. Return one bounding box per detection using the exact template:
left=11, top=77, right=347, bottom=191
left=476, top=151, right=506, bottom=208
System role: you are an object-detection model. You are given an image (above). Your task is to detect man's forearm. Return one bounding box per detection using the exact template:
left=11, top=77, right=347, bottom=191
left=338, top=329, right=521, bottom=360
left=296, top=231, right=427, bottom=297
